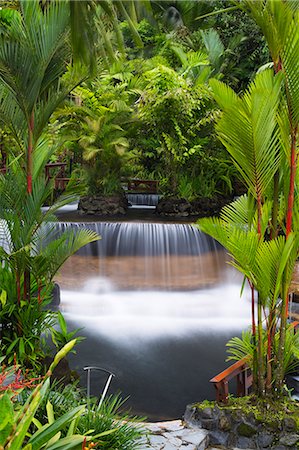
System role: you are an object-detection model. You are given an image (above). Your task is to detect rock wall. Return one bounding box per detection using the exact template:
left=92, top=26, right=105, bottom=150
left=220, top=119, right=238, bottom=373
left=156, top=196, right=231, bottom=218
left=184, top=404, right=299, bottom=450
left=78, top=194, right=128, bottom=216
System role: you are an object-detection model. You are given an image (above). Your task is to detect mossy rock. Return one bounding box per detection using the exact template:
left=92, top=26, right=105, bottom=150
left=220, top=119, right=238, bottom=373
left=237, top=422, right=257, bottom=438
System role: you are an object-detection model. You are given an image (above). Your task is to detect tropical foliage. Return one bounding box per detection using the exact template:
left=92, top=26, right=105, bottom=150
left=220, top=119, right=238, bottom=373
left=0, top=166, right=99, bottom=370
left=1, top=0, right=297, bottom=409
left=0, top=0, right=99, bottom=371
left=198, top=0, right=299, bottom=398
left=0, top=341, right=121, bottom=450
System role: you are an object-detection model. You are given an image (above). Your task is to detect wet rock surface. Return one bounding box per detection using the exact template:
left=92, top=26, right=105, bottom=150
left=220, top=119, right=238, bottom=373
left=139, top=420, right=209, bottom=450
left=155, top=196, right=232, bottom=218
left=78, top=194, right=128, bottom=216
left=184, top=404, right=299, bottom=449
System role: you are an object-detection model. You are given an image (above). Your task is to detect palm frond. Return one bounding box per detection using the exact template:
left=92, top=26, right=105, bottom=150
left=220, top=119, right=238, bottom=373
left=226, top=330, right=254, bottom=364
left=33, top=228, right=100, bottom=281
left=282, top=14, right=299, bottom=125
left=210, top=70, right=282, bottom=199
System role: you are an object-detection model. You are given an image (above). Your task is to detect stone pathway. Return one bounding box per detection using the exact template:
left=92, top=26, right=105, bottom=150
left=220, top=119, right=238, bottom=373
left=138, top=420, right=209, bottom=450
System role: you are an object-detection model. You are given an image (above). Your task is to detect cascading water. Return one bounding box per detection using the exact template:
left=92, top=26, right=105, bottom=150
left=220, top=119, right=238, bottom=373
left=127, top=193, right=159, bottom=207
left=56, top=221, right=251, bottom=420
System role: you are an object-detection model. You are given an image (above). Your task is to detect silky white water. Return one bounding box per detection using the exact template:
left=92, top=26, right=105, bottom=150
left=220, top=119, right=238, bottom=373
left=56, top=221, right=252, bottom=419
left=61, top=280, right=251, bottom=342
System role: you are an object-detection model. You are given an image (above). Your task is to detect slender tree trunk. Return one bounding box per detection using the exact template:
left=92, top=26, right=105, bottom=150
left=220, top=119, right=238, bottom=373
left=275, top=123, right=298, bottom=391
left=16, top=272, right=21, bottom=306
left=257, top=296, right=265, bottom=396
left=117, top=0, right=143, bottom=48
left=286, top=126, right=298, bottom=236
left=276, top=281, right=289, bottom=392
left=270, top=171, right=279, bottom=239
left=249, top=281, right=256, bottom=337
left=97, top=19, right=117, bottom=65
left=23, top=270, right=30, bottom=302
left=109, top=2, right=126, bottom=55
left=255, top=189, right=265, bottom=394
left=129, top=0, right=138, bottom=24
left=266, top=307, right=275, bottom=392
left=27, top=112, right=34, bottom=195
left=249, top=281, right=257, bottom=392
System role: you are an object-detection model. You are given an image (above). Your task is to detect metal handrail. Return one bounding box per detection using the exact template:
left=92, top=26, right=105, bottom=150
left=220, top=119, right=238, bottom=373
left=83, top=366, right=115, bottom=411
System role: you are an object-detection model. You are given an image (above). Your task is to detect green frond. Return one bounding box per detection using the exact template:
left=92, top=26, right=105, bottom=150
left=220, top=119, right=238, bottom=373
left=226, top=330, right=254, bottom=364
left=33, top=228, right=100, bottom=281
left=220, top=195, right=255, bottom=228
left=211, top=70, right=282, bottom=198
left=197, top=216, right=259, bottom=281
left=282, top=14, right=299, bottom=125
left=209, top=78, right=240, bottom=112
left=200, top=29, right=224, bottom=69
left=242, top=0, right=292, bottom=63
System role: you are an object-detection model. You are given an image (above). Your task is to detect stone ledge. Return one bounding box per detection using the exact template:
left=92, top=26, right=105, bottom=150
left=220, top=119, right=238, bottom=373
left=139, top=420, right=209, bottom=450
left=78, top=194, right=128, bottom=216
left=184, top=404, right=299, bottom=450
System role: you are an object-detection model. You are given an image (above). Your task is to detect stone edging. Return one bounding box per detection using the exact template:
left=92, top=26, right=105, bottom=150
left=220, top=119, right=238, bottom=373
left=138, top=419, right=209, bottom=450
left=184, top=404, right=299, bottom=450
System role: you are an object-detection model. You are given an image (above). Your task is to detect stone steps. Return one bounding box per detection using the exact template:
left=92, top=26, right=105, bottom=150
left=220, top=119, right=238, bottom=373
left=138, top=420, right=209, bottom=450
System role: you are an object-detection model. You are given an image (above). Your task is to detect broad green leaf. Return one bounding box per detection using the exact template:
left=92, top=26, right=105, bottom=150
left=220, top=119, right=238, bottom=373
left=0, top=289, right=7, bottom=307
left=28, top=405, right=85, bottom=450
left=46, top=435, right=87, bottom=450
left=0, top=393, right=14, bottom=444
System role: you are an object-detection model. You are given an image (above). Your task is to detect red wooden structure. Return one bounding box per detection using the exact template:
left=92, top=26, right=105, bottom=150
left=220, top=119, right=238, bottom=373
left=210, top=320, right=299, bottom=403
left=210, top=357, right=251, bottom=403
left=44, top=162, right=70, bottom=190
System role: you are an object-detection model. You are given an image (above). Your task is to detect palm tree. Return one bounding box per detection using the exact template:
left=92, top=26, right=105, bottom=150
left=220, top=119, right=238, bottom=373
left=198, top=0, right=299, bottom=398
left=0, top=164, right=99, bottom=368
left=241, top=0, right=299, bottom=391
left=0, top=1, right=100, bottom=369
left=0, top=0, right=86, bottom=193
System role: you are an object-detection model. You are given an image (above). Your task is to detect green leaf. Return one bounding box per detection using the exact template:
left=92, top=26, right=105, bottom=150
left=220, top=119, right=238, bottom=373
left=46, top=435, right=87, bottom=450
left=57, top=311, right=67, bottom=336
left=0, top=289, right=7, bottom=307
left=0, top=393, right=14, bottom=444
left=28, top=405, right=86, bottom=450
left=9, top=379, right=50, bottom=450
left=46, top=401, right=55, bottom=425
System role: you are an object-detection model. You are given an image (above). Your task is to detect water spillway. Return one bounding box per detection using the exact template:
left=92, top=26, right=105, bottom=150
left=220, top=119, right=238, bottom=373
left=56, top=222, right=222, bottom=290
left=56, top=221, right=251, bottom=420
left=127, top=193, right=159, bottom=207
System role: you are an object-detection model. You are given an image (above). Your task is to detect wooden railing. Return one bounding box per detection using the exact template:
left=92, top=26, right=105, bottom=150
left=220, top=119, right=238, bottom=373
left=45, top=162, right=70, bottom=191
left=0, top=161, right=70, bottom=190
left=0, top=164, right=159, bottom=194
left=210, top=320, right=299, bottom=403
left=127, top=179, right=158, bottom=194
left=210, top=357, right=251, bottom=403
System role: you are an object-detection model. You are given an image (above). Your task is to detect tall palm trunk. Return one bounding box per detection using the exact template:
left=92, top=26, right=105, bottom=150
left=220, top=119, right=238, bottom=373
left=276, top=123, right=298, bottom=392
left=27, top=112, right=34, bottom=195
left=276, top=276, right=289, bottom=391
left=249, top=281, right=257, bottom=392
left=286, top=126, right=298, bottom=236
left=257, top=296, right=265, bottom=396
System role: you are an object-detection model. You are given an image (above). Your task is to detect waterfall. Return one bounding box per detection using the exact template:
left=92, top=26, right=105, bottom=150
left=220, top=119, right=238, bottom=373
left=54, top=220, right=251, bottom=420
left=127, top=193, right=159, bottom=207
left=55, top=222, right=223, bottom=290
